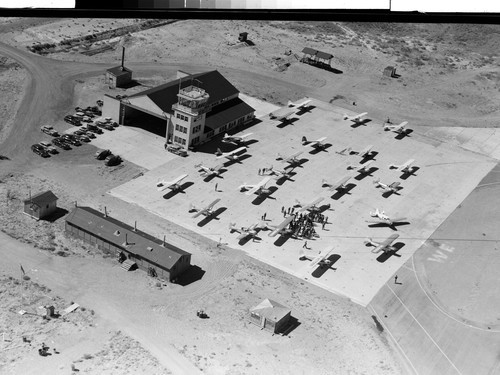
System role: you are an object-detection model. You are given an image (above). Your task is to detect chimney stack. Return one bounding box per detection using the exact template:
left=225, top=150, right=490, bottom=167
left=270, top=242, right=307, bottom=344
left=125, top=233, right=128, bottom=245
left=104, top=206, right=108, bottom=217
left=74, top=201, right=78, bottom=207
left=121, top=47, right=125, bottom=71
left=162, top=235, right=166, bottom=247
left=134, top=221, right=137, bottom=232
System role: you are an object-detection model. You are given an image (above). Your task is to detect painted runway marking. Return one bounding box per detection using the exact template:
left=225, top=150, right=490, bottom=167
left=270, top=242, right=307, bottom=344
left=412, top=256, right=500, bottom=332
left=386, top=284, right=463, bottom=375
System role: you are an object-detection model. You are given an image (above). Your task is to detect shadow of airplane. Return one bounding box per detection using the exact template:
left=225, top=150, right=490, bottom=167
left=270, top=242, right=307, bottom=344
left=367, top=221, right=411, bottom=231
left=283, top=158, right=308, bottom=169
left=222, top=153, right=252, bottom=166
left=276, top=117, right=299, bottom=128
left=395, top=129, right=413, bottom=140
left=162, top=181, right=194, bottom=199
left=400, top=166, right=419, bottom=180
left=251, top=186, right=278, bottom=205
left=331, top=183, right=356, bottom=200
left=360, top=151, right=378, bottom=164
left=350, top=118, right=372, bottom=128
left=311, top=254, right=341, bottom=278
left=196, top=207, right=227, bottom=227
left=202, top=169, right=226, bottom=182
left=381, top=186, right=403, bottom=198
left=354, top=166, right=379, bottom=181
left=295, top=105, right=316, bottom=115
left=376, top=242, right=405, bottom=263
left=308, top=143, right=332, bottom=155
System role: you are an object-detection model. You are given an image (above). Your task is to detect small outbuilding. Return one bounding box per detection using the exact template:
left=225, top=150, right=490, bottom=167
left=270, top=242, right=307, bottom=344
left=238, top=32, right=248, bottom=42
left=383, top=66, right=397, bottom=78
left=248, top=298, right=291, bottom=334
left=106, top=47, right=132, bottom=88
left=23, top=190, right=58, bottom=220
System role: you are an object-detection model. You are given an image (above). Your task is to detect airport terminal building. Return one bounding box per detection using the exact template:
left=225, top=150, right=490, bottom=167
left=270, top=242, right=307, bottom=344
left=103, top=70, right=256, bottom=149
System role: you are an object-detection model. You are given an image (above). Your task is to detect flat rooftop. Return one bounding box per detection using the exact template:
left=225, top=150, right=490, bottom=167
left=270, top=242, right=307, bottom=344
left=108, top=97, right=496, bottom=306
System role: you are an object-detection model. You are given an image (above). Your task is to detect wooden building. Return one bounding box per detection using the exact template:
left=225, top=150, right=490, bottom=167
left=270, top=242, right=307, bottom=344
left=248, top=298, right=291, bottom=334
left=105, top=47, right=132, bottom=88
left=65, top=206, right=191, bottom=282
left=23, top=190, right=58, bottom=220
left=383, top=66, right=397, bottom=78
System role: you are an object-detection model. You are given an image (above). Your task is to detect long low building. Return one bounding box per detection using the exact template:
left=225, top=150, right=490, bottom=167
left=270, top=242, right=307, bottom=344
left=65, top=206, right=191, bottom=282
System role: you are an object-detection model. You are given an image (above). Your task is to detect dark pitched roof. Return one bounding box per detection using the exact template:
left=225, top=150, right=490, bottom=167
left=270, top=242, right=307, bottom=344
left=302, top=47, right=318, bottom=55
left=128, top=70, right=240, bottom=114
left=23, top=190, right=58, bottom=206
left=65, top=206, right=190, bottom=270
left=316, top=51, right=333, bottom=60
left=250, top=299, right=291, bottom=322
left=204, top=97, right=255, bottom=133
left=106, top=66, right=132, bottom=76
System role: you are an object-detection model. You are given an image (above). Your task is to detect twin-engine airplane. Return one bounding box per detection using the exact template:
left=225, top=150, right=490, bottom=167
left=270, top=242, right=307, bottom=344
left=384, top=121, right=408, bottom=134
left=373, top=178, right=401, bottom=194
left=299, top=246, right=336, bottom=270
left=288, top=99, right=312, bottom=109
left=302, top=136, right=327, bottom=150
left=343, top=112, right=368, bottom=124
left=215, top=146, right=247, bottom=161
left=239, top=176, right=273, bottom=196
left=276, top=151, right=303, bottom=167
left=267, top=216, right=294, bottom=237
left=229, top=221, right=266, bottom=241
left=389, top=159, right=416, bottom=173
left=156, top=174, right=188, bottom=191
left=322, top=175, right=351, bottom=192
left=295, top=197, right=325, bottom=213
left=366, top=208, right=407, bottom=227
left=364, top=233, right=400, bottom=254
left=189, top=198, right=221, bottom=218
left=222, top=132, right=253, bottom=145
left=195, top=163, right=224, bottom=177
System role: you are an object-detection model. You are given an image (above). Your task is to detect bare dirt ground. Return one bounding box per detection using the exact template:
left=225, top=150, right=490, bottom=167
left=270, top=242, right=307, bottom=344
left=0, top=18, right=499, bottom=374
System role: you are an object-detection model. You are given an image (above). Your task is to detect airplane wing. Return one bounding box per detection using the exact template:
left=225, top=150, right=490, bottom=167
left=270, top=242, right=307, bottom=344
left=157, top=174, right=188, bottom=191
left=388, top=216, right=407, bottom=224
left=283, top=151, right=303, bottom=163
left=268, top=216, right=294, bottom=237
left=299, top=197, right=324, bottom=212
left=205, top=198, right=221, bottom=210
left=240, top=132, right=253, bottom=139
left=401, top=159, right=415, bottom=171
left=298, top=99, right=312, bottom=108
left=329, top=175, right=350, bottom=191
left=246, top=176, right=272, bottom=196
left=389, top=182, right=401, bottom=190
left=309, top=246, right=335, bottom=269
left=192, top=198, right=220, bottom=218
left=236, top=231, right=250, bottom=240
left=315, top=136, right=327, bottom=144
left=379, top=233, right=399, bottom=248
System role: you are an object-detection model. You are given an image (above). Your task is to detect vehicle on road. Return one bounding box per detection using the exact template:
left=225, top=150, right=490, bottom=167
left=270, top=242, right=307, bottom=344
left=40, top=125, right=60, bottom=137
left=105, top=155, right=122, bottom=166
left=52, top=138, right=71, bottom=150
left=31, top=144, right=50, bottom=157
left=38, top=141, right=58, bottom=154
left=95, top=149, right=112, bottom=160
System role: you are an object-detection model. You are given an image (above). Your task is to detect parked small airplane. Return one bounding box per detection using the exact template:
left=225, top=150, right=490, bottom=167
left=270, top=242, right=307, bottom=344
left=295, top=197, right=325, bottom=213
left=268, top=215, right=294, bottom=237
left=302, top=136, right=328, bottom=149
left=299, top=246, right=336, bottom=270
left=347, top=160, right=374, bottom=172
left=229, top=221, right=265, bottom=241
left=269, top=109, right=295, bottom=121
left=222, top=132, right=253, bottom=145
left=288, top=98, right=312, bottom=109
left=156, top=174, right=188, bottom=192
left=276, top=151, right=303, bottom=166
left=356, top=145, right=375, bottom=158
left=389, top=159, right=416, bottom=173
left=364, top=233, right=400, bottom=253
left=366, top=208, right=407, bottom=227
left=343, top=112, right=368, bottom=124
left=267, top=166, right=294, bottom=180
left=189, top=198, right=221, bottom=218
left=384, top=121, right=408, bottom=134
left=215, top=146, right=247, bottom=161
left=373, top=178, right=401, bottom=194
left=239, top=176, right=273, bottom=196
left=195, top=163, right=224, bottom=177
left=322, top=175, right=351, bottom=192
left=336, top=146, right=352, bottom=155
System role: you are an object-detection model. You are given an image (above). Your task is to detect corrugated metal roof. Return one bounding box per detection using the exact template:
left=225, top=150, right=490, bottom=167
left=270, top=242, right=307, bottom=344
left=250, top=298, right=291, bottom=322
left=128, top=70, right=240, bottom=115
left=106, top=66, right=132, bottom=76
left=302, top=47, right=318, bottom=55
left=23, top=190, right=58, bottom=206
left=65, top=206, right=190, bottom=270
left=204, top=98, right=255, bottom=133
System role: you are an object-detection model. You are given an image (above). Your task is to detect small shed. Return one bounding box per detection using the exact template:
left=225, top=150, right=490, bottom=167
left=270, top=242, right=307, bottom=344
left=106, top=66, right=132, bottom=88
left=238, top=32, right=248, bottom=42
left=23, top=190, right=58, bottom=220
left=383, top=66, right=397, bottom=78
left=248, top=298, right=291, bottom=334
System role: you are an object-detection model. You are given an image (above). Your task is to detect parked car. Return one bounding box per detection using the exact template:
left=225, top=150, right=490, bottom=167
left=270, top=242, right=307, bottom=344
left=64, top=115, right=81, bottom=126
left=105, top=155, right=122, bottom=166
left=166, top=144, right=188, bottom=157
left=96, top=100, right=103, bottom=106
left=73, top=129, right=86, bottom=136
left=61, top=134, right=81, bottom=146
left=96, top=123, right=114, bottom=131
left=38, top=141, right=58, bottom=154
left=110, top=121, right=119, bottom=128
left=87, top=124, right=103, bottom=134
left=75, top=134, right=90, bottom=143
left=74, top=112, right=85, bottom=117
left=52, top=138, right=71, bottom=150
left=31, top=144, right=49, bottom=157
left=85, top=131, right=96, bottom=139
left=40, top=125, right=60, bottom=137
left=95, top=149, right=112, bottom=160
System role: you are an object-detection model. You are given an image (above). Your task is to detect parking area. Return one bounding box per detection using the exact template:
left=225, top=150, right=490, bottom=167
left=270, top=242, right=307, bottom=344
left=108, top=97, right=496, bottom=306
left=64, top=125, right=173, bottom=170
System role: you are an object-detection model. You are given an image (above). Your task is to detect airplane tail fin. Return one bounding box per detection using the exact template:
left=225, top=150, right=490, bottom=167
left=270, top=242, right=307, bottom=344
left=288, top=100, right=294, bottom=107
left=301, top=136, right=307, bottom=144
left=373, top=178, right=380, bottom=185
left=194, top=163, right=201, bottom=168
left=321, top=179, right=328, bottom=186
left=224, top=133, right=229, bottom=138
left=215, top=148, right=222, bottom=156
left=342, top=114, right=349, bottom=120
left=229, top=222, right=236, bottom=231
left=346, top=164, right=355, bottom=170
left=364, top=238, right=373, bottom=245
left=298, top=249, right=306, bottom=260
left=388, top=164, right=397, bottom=169
left=189, top=203, right=195, bottom=212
